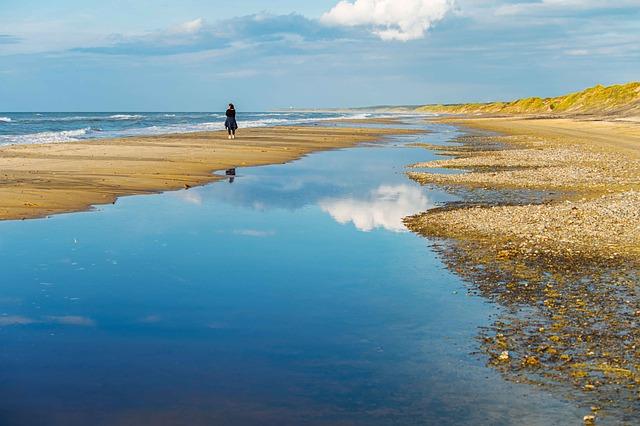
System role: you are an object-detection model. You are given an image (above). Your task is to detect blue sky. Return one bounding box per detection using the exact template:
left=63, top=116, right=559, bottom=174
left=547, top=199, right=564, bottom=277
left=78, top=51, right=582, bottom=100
left=0, top=0, right=639, bottom=111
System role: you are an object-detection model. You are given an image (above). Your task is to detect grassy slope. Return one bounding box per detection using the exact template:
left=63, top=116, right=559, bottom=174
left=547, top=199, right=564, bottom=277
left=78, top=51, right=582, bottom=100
left=417, top=82, right=640, bottom=117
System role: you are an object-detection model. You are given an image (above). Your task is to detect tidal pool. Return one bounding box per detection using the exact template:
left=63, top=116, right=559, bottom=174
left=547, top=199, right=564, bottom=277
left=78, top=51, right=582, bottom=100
left=0, top=121, right=584, bottom=425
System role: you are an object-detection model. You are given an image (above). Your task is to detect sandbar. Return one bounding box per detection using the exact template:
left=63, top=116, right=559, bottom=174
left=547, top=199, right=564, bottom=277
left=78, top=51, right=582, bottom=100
left=0, top=124, right=417, bottom=221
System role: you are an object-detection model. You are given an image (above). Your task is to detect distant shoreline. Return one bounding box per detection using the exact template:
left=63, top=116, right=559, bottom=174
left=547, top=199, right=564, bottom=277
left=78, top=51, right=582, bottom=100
left=289, top=81, right=640, bottom=121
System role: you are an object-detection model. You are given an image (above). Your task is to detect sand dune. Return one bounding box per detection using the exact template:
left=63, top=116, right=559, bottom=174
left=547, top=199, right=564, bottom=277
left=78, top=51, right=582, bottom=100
left=417, top=82, right=640, bottom=119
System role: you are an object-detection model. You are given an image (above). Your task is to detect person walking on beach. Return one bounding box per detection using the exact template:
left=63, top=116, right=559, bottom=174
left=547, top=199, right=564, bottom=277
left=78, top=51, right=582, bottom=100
left=225, top=103, right=238, bottom=139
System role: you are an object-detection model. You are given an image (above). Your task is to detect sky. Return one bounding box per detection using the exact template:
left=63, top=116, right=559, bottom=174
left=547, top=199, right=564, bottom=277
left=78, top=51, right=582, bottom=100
left=0, top=0, right=639, bottom=111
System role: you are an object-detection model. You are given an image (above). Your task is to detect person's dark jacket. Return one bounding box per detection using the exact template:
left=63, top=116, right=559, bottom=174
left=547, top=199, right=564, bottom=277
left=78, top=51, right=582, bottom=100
left=225, top=108, right=238, bottom=130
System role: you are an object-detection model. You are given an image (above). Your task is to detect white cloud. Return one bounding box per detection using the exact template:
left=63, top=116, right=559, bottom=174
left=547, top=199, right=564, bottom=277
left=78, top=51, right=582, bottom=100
left=321, top=0, right=454, bottom=41
left=171, top=18, right=205, bottom=34
left=320, top=184, right=433, bottom=232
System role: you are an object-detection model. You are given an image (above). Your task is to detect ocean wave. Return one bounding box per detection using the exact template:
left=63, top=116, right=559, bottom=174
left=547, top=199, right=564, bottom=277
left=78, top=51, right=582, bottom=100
left=95, top=118, right=300, bottom=138
left=145, top=115, right=375, bottom=133
left=28, top=115, right=96, bottom=123
left=0, top=112, right=428, bottom=146
left=105, top=122, right=225, bottom=137
left=151, top=117, right=326, bottom=133
left=90, top=118, right=294, bottom=138
left=19, top=115, right=123, bottom=123
left=345, top=113, right=371, bottom=120
left=108, top=114, right=144, bottom=120
left=0, top=116, right=12, bottom=123
left=0, top=127, right=95, bottom=146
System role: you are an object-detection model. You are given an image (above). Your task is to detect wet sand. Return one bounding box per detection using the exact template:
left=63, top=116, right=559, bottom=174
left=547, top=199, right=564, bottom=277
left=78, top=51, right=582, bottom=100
left=0, top=124, right=417, bottom=221
left=406, top=117, right=640, bottom=261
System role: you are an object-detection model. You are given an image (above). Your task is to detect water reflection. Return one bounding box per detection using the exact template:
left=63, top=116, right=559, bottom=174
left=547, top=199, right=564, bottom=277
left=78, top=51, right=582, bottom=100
left=431, top=239, right=640, bottom=422
left=0, top=123, right=585, bottom=425
left=171, top=143, right=449, bottom=234
left=175, top=189, right=203, bottom=205
left=320, top=184, right=434, bottom=232
left=226, top=168, right=236, bottom=183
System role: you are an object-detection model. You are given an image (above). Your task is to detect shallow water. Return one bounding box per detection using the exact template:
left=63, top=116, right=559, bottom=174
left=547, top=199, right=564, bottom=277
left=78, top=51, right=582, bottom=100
left=0, top=120, right=584, bottom=425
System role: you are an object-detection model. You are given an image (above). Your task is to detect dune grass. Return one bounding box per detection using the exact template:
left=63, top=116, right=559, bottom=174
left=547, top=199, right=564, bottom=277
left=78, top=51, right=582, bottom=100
left=417, top=82, right=640, bottom=116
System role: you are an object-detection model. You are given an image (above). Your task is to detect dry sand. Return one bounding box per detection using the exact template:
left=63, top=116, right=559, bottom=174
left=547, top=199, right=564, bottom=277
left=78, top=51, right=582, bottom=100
left=0, top=125, right=417, bottom=221
left=454, top=117, right=640, bottom=159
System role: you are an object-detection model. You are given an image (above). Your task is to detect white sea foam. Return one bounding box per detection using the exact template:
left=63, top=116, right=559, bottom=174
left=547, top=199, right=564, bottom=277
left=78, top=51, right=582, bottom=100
left=0, top=116, right=12, bottom=122
left=104, top=122, right=225, bottom=137
left=0, top=112, right=429, bottom=146
left=27, top=115, right=96, bottom=122
left=23, top=115, right=121, bottom=123
left=108, top=114, right=144, bottom=120
left=95, top=118, right=309, bottom=138
left=0, top=127, right=94, bottom=146
left=346, top=113, right=372, bottom=120
left=129, top=114, right=390, bottom=136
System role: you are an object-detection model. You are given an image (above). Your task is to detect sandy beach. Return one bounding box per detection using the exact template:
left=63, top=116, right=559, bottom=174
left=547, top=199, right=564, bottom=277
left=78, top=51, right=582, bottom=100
left=450, top=117, right=640, bottom=158
left=406, top=117, right=640, bottom=261
left=0, top=124, right=417, bottom=221
left=4, top=0, right=640, bottom=422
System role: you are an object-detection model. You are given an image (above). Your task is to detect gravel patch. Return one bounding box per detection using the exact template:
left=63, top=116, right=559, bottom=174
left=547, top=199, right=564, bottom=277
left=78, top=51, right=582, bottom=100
left=406, top=133, right=640, bottom=259
left=404, top=122, right=640, bottom=421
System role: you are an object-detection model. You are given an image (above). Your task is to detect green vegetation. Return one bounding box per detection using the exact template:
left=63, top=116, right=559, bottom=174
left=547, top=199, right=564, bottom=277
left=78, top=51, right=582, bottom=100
left=417, top=82, right=640, bottom=116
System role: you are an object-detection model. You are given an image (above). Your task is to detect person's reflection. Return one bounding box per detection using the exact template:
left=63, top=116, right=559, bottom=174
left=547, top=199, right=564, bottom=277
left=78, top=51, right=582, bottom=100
left=225, top=168, right=236, bottom=183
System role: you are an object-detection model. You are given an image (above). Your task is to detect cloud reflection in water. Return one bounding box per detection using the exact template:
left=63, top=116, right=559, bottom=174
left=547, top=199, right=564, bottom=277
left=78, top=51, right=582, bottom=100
left=320, top=184, right=433, bottom=233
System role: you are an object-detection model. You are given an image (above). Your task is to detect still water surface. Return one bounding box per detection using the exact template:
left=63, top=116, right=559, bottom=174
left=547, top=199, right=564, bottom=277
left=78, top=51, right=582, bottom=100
left=0, top=121, right=582, bottom=424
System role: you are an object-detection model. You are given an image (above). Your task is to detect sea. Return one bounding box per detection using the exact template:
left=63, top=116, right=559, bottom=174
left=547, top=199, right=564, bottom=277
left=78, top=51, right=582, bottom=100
left=0, top=111, right=397, bottom=146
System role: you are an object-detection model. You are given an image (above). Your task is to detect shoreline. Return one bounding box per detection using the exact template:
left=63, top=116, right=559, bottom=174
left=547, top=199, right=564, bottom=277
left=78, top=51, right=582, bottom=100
left=405, top=116, right=640, bottom=261
left=0, top=123, right=419, bottom=221
left=402, top=116, right=640, bottom=416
